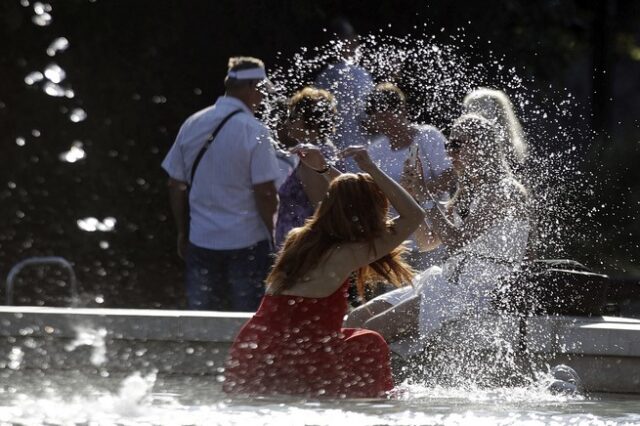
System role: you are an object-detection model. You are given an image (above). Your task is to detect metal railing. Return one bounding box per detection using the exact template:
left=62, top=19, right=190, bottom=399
left=5, top=256, right=78, bottom=306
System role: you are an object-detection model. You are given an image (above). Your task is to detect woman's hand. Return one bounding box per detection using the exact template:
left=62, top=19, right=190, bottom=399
left=291, top=143, right=327, bottom=171
left=340, top=145, right=376, bottom=173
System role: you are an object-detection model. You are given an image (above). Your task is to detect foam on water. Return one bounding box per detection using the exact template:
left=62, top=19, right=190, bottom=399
left=64, top=325, right=107, bottom=366
left=0, top=375, right=637, bottom=426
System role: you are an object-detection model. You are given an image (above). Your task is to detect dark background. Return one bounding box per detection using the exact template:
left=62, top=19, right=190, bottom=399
left=0, top=0, right=638, bottom=308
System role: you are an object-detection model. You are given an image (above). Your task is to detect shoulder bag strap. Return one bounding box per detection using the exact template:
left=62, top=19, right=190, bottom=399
left=189, top=109, right=243, bottom=187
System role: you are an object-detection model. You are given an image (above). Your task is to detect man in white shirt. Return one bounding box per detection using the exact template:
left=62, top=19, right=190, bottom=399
left=364, top=83, right=454, bottom=269
left=162, top=57, right=280, bottom=311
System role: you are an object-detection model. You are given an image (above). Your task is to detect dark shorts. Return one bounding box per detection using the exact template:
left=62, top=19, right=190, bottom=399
left=184, top=240, right=272, bottom=311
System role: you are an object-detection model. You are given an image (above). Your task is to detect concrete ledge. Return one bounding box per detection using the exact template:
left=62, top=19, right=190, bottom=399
left=0, top=306, right=252, bottom=342
left=526, top=315, right=640, bottom=357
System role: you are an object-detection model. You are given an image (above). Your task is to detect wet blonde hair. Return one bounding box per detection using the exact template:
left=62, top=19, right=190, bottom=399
left=463, top=88, right=527, bottom=166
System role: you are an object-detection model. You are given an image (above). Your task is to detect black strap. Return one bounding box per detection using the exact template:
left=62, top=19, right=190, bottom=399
left=189, top=109, right=243, bottom=187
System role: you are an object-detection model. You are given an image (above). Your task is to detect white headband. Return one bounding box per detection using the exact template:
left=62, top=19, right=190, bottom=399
left=227, top=67, right=267, bottom=80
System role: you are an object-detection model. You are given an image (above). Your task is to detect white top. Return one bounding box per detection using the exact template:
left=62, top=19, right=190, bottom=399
left=368, top=124, right=452, bottom=248
left=417, top=178, right=530, bottom=338
left=316, top=60, right=374, bottom=171
left=161, top=96, right=281, bottom=250
left=368, top=124, right=451, bottom=184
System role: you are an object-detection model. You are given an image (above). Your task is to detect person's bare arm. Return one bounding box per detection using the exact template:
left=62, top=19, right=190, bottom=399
left=297, top=164, right=331, bottom=208
left=253, top=180, right=278, bottom=242
left=167, top=177, right=189, bottom=259
left=413, top=222, right=442, bottom=252
left=340, top=146, right=425, bottom=269
left=364, top=295, right=420, bottom=342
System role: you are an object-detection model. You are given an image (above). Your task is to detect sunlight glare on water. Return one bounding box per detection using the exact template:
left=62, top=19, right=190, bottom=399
left=4, top=9, right=638, bottom=425
left=46, top=37, right=70, bottom=57
left=59, top=141, right=86, bottom=163
left=76, top=216, right=117, bottom=232
left=0, top=374, right=638, bottom=426
left=31, top=2, right=53, bottom=27
left=69, top=107, right=87, bottom=123
left=43, top=63, right=66, bottom=84
left=24, top=71, right=44, bottom=86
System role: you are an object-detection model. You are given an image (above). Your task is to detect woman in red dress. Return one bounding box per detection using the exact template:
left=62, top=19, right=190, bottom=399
left=223, top=146, right=425, bottom=398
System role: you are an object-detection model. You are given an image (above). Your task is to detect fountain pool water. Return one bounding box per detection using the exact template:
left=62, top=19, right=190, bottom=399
left=7, top=7, right=639, bottom=423
left=1, top=370, right=640, bottom=425
left=0, top=307, right=639, bottom=425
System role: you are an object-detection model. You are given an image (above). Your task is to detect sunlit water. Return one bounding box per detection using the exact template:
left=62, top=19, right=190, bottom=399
left=11, top=4, right=638, bottom=425
left=0, top=371, right=638, bottom=425
left=266, top=30, right=595, bottom=259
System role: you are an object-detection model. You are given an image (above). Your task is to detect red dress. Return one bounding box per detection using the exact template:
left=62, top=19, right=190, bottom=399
left=223, top=280, right=394, bottom=398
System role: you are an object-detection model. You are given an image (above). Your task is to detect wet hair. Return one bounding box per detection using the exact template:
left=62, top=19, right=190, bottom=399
left=365, top=82, right=407, bottom=116
left=288, top=87, right=338, bottom=140
left=448, top=113, right=527, bottom=212
left=267, top=173, right=414, bottom=296
left=224, top=56, right=265, bottom=90
left=463, top=88, right=528, bottom=165
left=450, top=113, right=503, bottom=168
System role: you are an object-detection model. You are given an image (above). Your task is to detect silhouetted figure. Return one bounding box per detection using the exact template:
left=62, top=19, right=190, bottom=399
left=162, top=57, right=280, bottom=311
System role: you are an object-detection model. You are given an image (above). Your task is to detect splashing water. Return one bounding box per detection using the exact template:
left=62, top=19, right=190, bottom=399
left=59, top=140, right=87, bottom=163
left=265, top=31, right=596, bottom=391
left=43, top=63, right=66, bottom=84
left=64, top=325, right=107, bottom=366
left=267, top=31, right=593, bottom=263
left=7, top=347, right=24, bottom=370
left=69, top=107, right=87, bottom=123
left=31, top=2, right=52, bottom=26
left=3, top=21, right=629, bottom=425
left=24, top=71, right=44, bottom=85
left=46, top=37, right=70, bottom=57
left=0, top=371, right=634, bottom=425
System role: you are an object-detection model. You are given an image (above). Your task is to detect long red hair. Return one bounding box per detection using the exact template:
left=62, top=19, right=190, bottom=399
left=267, top=173, right=414, bottom=296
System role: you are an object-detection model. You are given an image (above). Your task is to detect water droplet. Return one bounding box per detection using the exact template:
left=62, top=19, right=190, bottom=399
left=24, top=71, right=44, bottom=85
left=42, top=81, right=65, bottom=97
left=46, top=37, right=69, bottom=56
left=69, top=108, right=87, bottom=123
left=59, top=141, right=86, bottom=163
left=44, top=63, right=66, bottom=83
left=32, top=12, right=52, bottom=26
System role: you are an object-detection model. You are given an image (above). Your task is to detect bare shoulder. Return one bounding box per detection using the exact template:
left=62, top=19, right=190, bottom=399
left=328, top=227, right=398, bottom=270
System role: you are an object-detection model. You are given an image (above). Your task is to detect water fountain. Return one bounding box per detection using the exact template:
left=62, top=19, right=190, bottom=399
left=1, top=3, right=639, bottom=424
